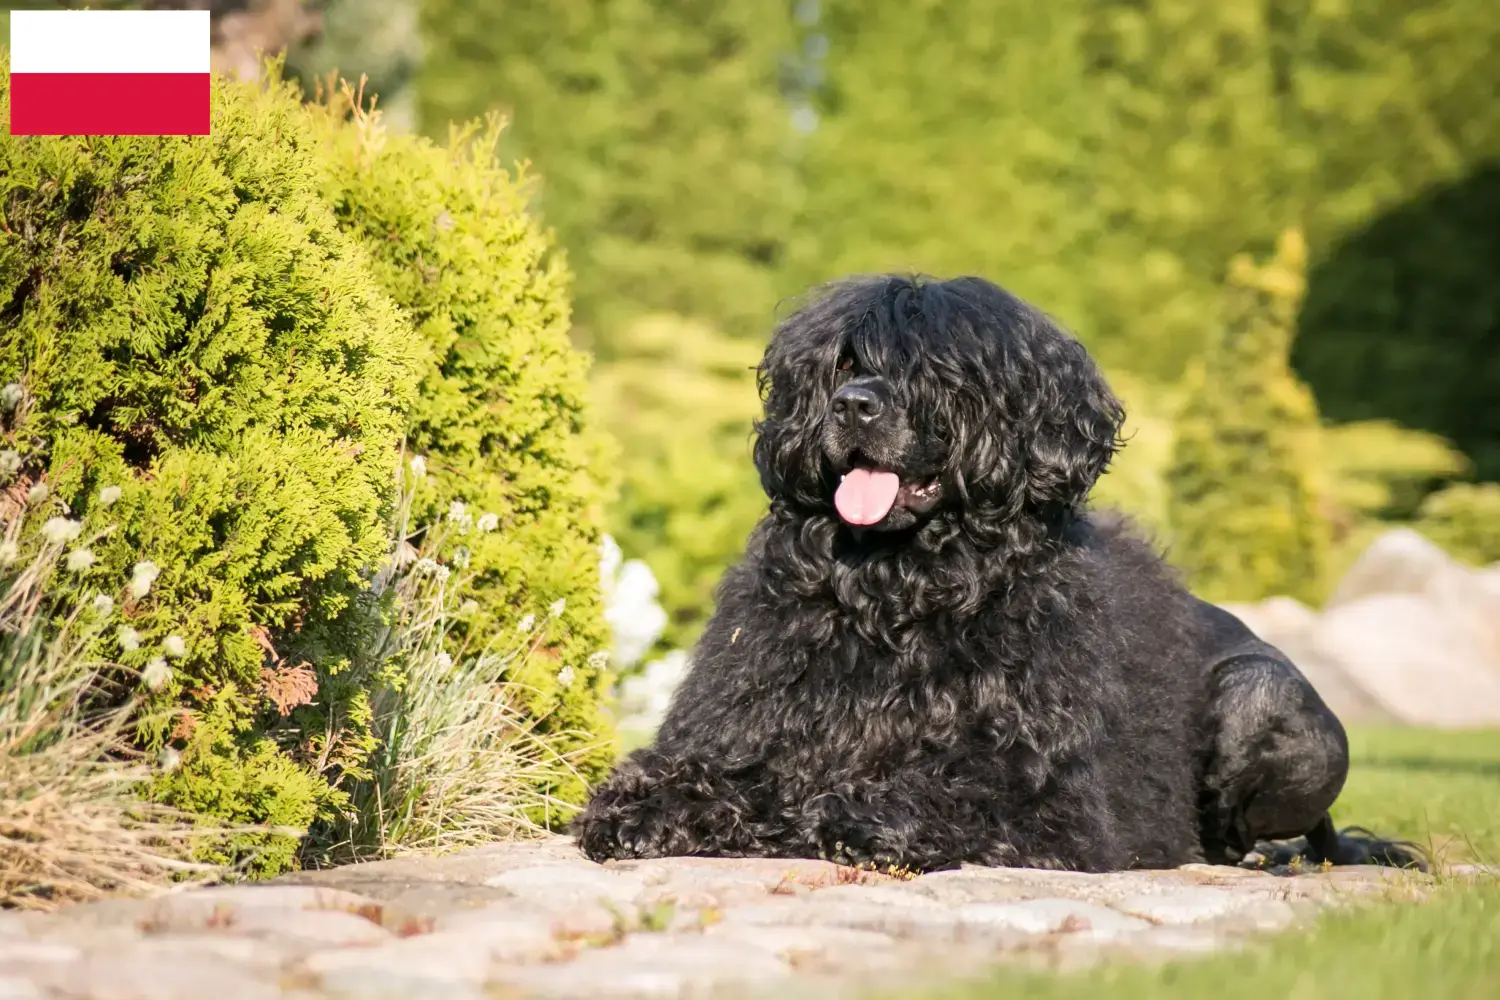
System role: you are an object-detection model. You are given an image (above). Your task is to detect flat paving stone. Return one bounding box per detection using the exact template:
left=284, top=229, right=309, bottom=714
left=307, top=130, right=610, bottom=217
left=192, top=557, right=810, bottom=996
left=2, top=834, right=1435, bottom=999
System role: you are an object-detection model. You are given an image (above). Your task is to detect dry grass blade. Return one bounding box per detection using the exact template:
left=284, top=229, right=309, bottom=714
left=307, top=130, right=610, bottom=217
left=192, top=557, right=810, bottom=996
left=318, top=454, right=608, bottom=862
left=0, top=505, right=250, bottom=911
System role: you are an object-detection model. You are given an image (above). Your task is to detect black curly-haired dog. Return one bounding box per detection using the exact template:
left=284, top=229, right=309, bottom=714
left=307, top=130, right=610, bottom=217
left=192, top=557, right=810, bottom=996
left=576, top=274, right=1420, bottom=873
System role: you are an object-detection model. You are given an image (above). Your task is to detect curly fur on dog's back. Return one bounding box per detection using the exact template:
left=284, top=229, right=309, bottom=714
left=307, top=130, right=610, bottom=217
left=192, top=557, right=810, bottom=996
left=575, top=274, right=1385, bottom=873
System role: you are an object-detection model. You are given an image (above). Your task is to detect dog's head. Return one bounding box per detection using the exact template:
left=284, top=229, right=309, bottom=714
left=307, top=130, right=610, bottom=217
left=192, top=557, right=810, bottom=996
left=753, top=275, right=1124, bottom=534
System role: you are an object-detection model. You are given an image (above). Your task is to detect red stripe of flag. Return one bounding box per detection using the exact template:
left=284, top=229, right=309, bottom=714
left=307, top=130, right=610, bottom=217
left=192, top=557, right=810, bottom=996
left=9, top=73, right=210, bottom=136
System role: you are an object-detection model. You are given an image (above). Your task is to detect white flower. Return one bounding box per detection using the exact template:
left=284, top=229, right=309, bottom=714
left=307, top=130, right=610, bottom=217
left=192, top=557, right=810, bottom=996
left=117, top=626, right=141, bottom=651
left=0, top=383, right=21, bottom=411
left=161, top=635, right=187, bottom=658
left=0, top=541, right=17, bottom=567
left=409, top=455, right=427, bottom=479
left=65, top=547, right=95, bottom=572
left=98, top=485, right=123, bottom=507
left=517, top=613, right=536, bottom=634
left=433, top=564, right=451, bottom=583
left=415, top=557, right=439, bottom=575
left=477, top=512, right=499, bottom=533
left=0, top=450, right=20, bottom=478
left=141, top=657, right=172, bottom=692
left=26, top=483, right=48, bottom=504
left=548, top=598, right=566, bottom=618
left=459, top=599, right=479, bottom=616
left=92, top=594, right=115, bottom=617
left=130, top=561, right=161, bottom=599
left=447, top=500, right=467, bottom=522
left=435, top=651, right=454, bottom=670
left=41, top=517, right=81, bottom=545
left=156, top=746, right=182, bottom=772
left=556, top=664, right=576, bottom=689
left=604, top=558, right=667, bottom=670
left=586, top=650, right=609, bottom=671
left=453, top=547, right=471, bottom=569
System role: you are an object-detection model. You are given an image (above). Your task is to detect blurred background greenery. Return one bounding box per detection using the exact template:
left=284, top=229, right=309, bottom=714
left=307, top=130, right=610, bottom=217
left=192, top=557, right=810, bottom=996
left=14, top=0, right=1497, bottom=655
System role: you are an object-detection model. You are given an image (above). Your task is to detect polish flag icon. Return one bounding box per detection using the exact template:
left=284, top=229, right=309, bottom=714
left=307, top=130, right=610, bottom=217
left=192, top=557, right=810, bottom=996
left=8, top=10, right=211, bottom=136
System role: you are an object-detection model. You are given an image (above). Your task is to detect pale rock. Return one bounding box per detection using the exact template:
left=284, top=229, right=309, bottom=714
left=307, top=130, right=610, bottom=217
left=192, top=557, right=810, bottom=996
left=1217, top=596, right=1318, bottom=644
left=303, top=932, right=495, bottom=983
left=1327, top=528, right=1454, bottom=607
left=485, top=863, right=647, bottom=906
left=37, top=952, right=282, bottom=1000
left=955, top=898, right=1150, bottom=938
left=704, top=923, right=904, bottom=969
left=1310, top=593, right=1500, bottom=726
left=430, top=908, right=568, bottom=961
left=216, top=906, right=393, bottom=947
left=0, top=977, right=42, bottom=1000
left=316, top=966, right=488, bottom=1000
left=1115, top=888, right=1257, bottom=924
left=0, top=941, right=79, bottom=965
left=494, top=933, right=790, bottom=998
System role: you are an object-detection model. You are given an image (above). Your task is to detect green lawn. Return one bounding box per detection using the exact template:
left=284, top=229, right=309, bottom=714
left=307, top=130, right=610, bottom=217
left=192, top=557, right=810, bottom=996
left=925, top=725, right=1500, bottom=999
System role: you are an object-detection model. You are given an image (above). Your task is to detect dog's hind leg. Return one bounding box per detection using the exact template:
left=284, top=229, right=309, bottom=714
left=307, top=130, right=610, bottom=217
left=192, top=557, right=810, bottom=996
left=1196, top=634, right=1426, bottom=872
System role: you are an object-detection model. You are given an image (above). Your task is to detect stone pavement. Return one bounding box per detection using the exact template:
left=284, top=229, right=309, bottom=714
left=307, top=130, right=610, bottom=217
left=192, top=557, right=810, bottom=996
left=0, top=836, right=1455, bottom=1000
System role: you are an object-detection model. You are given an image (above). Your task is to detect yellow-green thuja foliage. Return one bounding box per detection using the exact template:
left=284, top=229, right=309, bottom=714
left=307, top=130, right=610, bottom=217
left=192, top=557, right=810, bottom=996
left=592, top=315, right=765, bottom=651
left=1, top=64, right=615, bottom=872
left=307, top=91, right=616, bottom=807
left=1166, top=230, right=1330, bottom=604
left=0, top=66, right=418, bottom=873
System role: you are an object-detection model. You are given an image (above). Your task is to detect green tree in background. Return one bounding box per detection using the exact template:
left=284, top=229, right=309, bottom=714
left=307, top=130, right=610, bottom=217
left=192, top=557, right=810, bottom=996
left=418, top=0, right=799, bottom=355
left=1292, top=1, right=1500, bottom=482
left=1167, top=231, right=1330, bottom=604
left=791, top=0, right=1105, bottom=362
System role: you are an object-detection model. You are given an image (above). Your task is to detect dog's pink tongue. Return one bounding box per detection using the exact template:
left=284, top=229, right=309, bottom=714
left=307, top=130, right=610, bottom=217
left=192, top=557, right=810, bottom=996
left=835, top=468, right=900, bottom=525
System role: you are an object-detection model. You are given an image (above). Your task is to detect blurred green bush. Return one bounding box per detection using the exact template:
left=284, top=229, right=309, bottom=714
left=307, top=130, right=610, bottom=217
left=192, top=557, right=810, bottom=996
left=0, top=65, right=612, bottom=873
left=591, top=315, right=765, bottom=652
left=417, top=0, right=799, bottom=354
left=1167, top=232, right=1330, bottom=604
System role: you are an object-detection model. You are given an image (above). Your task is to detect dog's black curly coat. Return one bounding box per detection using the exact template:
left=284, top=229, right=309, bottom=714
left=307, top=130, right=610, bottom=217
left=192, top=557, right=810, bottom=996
left=576, top=275, right=1421, bottom=873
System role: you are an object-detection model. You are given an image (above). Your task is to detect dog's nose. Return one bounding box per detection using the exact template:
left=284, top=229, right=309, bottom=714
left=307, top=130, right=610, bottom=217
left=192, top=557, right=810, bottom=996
left=830, top=383, right=884, bottom=428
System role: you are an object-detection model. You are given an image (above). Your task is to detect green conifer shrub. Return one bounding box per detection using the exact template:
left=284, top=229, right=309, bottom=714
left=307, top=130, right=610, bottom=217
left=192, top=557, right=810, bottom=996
left=0, top=66, right=419, bottom=872
left=591, top=314, right=765, bottom=651
left=305, top=87, right=616, bottom=810
left=1412, top=483, right=1500, bottom=567
left=2, top=63, right=616, bottom=872
left=1166, top=230, right=1331, bottom=604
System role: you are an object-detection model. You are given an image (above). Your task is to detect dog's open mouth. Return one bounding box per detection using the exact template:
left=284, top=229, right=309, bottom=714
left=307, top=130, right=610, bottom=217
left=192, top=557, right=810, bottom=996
left=835, top=467, right=941, bottom=525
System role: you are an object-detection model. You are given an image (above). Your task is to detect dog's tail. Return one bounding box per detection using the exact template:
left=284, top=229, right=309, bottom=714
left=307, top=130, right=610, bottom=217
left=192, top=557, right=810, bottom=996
left=1303, top=814, right=1429, bottom=871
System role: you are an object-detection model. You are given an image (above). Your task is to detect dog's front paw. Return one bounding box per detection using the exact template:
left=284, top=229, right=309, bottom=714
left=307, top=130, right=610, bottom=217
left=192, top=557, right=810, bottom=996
left=807, top=793, right=911, bottom=871
left=572, top=781, right=677, bottom=863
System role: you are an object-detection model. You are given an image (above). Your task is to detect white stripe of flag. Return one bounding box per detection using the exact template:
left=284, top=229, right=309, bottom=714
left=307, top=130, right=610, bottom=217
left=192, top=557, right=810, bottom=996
left=9, top=10, right=212, bottom=136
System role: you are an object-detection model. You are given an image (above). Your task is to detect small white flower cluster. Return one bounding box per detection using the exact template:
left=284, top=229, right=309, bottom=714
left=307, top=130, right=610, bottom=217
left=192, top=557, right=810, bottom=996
left=444, top=499, right=499, bottom=536
left=130, top=561, right=160, bottom=599
left=598, top=535, right=668, bottom=672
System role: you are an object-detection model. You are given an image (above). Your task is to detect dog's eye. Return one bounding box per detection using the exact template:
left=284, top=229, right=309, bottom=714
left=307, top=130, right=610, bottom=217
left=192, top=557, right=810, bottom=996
left=835, top=357, right=855, bottom=382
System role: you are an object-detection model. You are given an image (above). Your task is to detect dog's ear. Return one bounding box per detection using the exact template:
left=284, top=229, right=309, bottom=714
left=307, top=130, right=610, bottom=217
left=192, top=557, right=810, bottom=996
left=751, top=310, right=834, bottom=510
left=1019, top=330, right=1125, bottom=510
